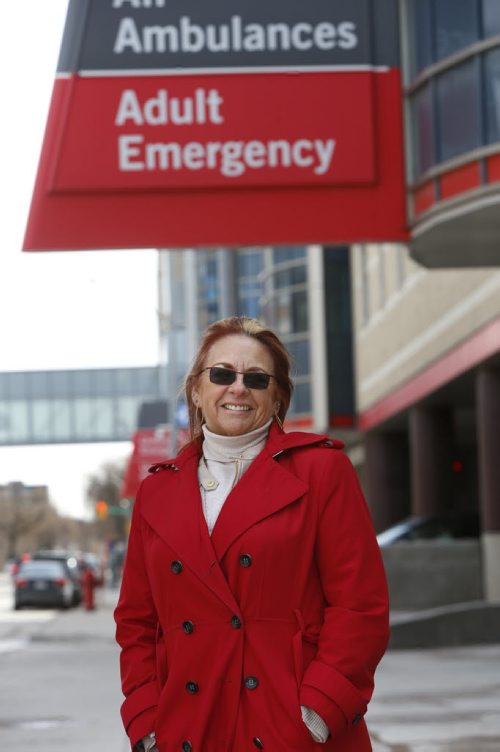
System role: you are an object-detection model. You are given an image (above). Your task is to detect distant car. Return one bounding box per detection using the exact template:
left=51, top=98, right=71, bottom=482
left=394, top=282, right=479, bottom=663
left=14, top=560, right=75, bottom=610
left=32, top=551, right=83, bottom=605
left=376, top=512, right=479, bottom=547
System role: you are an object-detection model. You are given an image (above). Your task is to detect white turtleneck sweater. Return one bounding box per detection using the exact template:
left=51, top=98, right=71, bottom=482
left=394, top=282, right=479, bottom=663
left=197, top=420, right=330, bottom=745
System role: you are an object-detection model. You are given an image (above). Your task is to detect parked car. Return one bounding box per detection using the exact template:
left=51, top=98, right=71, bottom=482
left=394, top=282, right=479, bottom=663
left=14, top=559, right=75, bottom=610
left=376, top=512, right=479, bottom=547
left=32, top=550, right=83, bottom=605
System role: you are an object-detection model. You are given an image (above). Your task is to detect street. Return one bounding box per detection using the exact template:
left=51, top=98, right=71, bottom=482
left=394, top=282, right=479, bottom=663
left=1, top=573, right=499, bottom=751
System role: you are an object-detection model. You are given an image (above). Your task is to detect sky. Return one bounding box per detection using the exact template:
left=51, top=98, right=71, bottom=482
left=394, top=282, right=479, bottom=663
left=0, top=2, right=161, bottom=519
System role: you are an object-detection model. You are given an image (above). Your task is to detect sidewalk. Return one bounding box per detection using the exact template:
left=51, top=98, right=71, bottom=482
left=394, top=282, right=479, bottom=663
left=368, top=644, right=500, bottom=751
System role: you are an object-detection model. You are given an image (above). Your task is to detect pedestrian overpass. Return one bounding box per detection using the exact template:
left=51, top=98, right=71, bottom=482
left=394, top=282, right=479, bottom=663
left=0, top=367, right=164, bottom=446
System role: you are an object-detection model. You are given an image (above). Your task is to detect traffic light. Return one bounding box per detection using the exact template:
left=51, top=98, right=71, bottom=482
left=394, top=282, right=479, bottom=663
left=96, top=500, right=108, bottom=520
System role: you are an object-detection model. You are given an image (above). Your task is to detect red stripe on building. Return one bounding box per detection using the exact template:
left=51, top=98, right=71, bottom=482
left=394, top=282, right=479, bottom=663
left=439, top=161, right=481, bottom=201
left=359, top=314, right=500, bottom=431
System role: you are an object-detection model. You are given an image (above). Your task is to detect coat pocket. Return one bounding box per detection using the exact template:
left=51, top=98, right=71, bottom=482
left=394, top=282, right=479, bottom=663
left=292, top=609, right=319, bottom=687
left=155, top=622, right=168, bottom=689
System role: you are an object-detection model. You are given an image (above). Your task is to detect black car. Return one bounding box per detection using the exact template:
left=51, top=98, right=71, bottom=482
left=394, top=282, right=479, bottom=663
left=32, top=550, right=83, bottom=605
left=376, top=511, right=479, bottom=547
left=14, top=560, right=76, bottom=610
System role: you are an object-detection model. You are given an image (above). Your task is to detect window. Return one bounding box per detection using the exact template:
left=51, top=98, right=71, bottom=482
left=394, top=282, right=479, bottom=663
left=410, top=0, right=434, bottom=75
left=289, top=382, right=311, bottom=415
left=482, top=0, right=500, bottom=37
left=436, top=59, right=482, bottom=161
left=435, top=0, right=479, bottom=61
left=412, top=83, right=435, bottom=176
left=485, top=47, right=500, bottom=143
left=272, top=247, right=305, bottom=264
left=286, top=339, right=310, bottom=376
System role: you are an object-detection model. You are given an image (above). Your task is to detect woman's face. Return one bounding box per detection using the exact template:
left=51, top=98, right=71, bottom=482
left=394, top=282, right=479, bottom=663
left=192, top=334, right=279, bottom=437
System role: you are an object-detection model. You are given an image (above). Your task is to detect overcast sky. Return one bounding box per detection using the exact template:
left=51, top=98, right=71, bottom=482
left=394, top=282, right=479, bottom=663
left=0, top=2, right=161, bottom=519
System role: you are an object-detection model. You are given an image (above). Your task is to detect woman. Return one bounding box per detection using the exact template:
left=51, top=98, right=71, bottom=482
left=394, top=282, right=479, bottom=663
left=115, top=316, right=389, bottom=752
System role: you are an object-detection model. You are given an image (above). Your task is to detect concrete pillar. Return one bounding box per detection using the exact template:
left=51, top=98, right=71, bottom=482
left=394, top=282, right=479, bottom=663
left=409, top=406, right=454, bottom=518
left=364, top=432, right=410, bottom=532
left=476, top=369, right=500, bottom=602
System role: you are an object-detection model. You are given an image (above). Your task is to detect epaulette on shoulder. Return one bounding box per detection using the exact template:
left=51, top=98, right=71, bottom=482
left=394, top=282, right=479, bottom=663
left=316, top=438, right=344, bottom=450
left=148, top=461, right=179, bottom=474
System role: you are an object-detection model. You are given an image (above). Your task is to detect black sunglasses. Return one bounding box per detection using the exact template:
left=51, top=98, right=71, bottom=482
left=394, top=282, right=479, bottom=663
left=198, top=366, right=274, bottom=390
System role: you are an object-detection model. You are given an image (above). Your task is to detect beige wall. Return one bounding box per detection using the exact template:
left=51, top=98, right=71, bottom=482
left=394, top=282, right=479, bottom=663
left=351, top=243, right=500, bottom=412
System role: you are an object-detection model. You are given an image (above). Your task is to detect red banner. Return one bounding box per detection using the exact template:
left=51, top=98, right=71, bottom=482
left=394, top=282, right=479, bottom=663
left=121, top=428, right=188, bottom=499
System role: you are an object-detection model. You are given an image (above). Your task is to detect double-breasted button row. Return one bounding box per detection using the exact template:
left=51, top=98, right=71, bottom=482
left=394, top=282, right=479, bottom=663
left=244, top=675, right=259, bottom=690
left=171, top=560, right=183, bottom=574
left=185, top=681, right=199, bottom=694
left=239, top=553, right=252, bottom=568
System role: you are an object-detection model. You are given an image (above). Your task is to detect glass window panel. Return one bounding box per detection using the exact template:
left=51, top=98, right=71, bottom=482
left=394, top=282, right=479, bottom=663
left=5, top=372, right=27, bottom=399
left=409, top=0, right=434, bottom=75
left=0, top=402, right=27, bottom=442
left=412, top=82, right=435, bottom=176
left=485, top=47, right=500, bottom=143
left=272, top=246, right=306, bottom=264
left=32, top=400, right=53, bottom=441
left=274, top=266, right=307, bottom=289
left=289, top=382, right=311, bottom=415
left=437, top=59, right=482, bottom=162
left=482, top=0, right=500, bottom=37
left=72, top=370, right=92, bottom=396
left=0, top=402, right=9, bottom=442
left=51, top=399, right=72, bottom=441
left=74, top=398, right=96, bottom=440
left=285, top=339, right=310, bottom=376
left=115, top=396, right=143, bottom=439
left=91, top=369, right=115, bottom=396
left=28, top=372, right=50, bottom=398
left=236, top=251, right=264, bottom=277
left=435, top=0, right=479, bottom=61
left=238, top=295, right=261, bottom=319
left=49, top=371, right=71, bottom=397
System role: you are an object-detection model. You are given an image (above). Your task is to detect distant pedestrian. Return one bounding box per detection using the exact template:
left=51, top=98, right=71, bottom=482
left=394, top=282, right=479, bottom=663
left=115, top=316, right=390, bottom=752
left=81, top=563, right=96, bottom=611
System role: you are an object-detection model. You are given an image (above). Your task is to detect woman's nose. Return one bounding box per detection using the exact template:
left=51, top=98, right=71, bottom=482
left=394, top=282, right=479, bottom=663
left=229, top=373, right=248, bottom=393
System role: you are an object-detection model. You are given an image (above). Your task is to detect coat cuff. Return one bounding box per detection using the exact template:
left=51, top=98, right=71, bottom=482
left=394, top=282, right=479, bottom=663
left=121, top=681, right=160, bottom=749
left=299, top=660, right=367, bottom=737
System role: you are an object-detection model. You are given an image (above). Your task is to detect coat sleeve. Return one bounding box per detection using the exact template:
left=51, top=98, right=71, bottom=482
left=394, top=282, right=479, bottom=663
left=299, top=450, right=390, bottom=739
left=114, top=481, right=161, bottom=750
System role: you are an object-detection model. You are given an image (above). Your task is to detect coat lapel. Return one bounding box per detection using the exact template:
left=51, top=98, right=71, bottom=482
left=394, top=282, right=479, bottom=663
left=141, top=446, right=241, bottom=616
left=210, top=447, right=309, bottom=563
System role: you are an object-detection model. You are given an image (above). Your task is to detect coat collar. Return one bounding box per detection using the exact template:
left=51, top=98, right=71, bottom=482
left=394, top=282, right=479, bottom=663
left=143, top=422, right=342, bottom=612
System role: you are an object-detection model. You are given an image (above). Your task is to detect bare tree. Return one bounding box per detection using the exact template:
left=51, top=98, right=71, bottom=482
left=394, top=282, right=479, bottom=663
left=85, top=459, right=129, bottom=542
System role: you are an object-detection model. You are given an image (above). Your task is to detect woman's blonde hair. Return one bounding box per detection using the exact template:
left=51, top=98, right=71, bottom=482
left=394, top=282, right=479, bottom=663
left=184, top=316, right=293, bottom=442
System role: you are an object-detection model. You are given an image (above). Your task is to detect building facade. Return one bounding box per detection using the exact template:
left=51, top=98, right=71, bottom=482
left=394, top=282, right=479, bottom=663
left=159, top=245, right=355, bottom=436
left=343, top=1, right=500, bottom=603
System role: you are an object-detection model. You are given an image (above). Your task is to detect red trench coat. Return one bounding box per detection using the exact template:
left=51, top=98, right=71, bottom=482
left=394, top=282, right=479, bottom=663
left=114, top=423, right=389, bottom=752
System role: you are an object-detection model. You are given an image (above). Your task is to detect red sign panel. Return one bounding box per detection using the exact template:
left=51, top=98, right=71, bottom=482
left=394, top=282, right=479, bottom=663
left=23, top=0, right=408, bottom=251
left=52, top=73, right=375, bottom=191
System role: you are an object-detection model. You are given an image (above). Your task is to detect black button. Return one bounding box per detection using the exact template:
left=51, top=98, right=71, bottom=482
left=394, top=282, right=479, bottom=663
left=245, top=675, right=259, bottom=690
left=182, top=743, right=192, bottom=752
left=182, top=620, right=195, bottom=635
left=253, top=738, right=264, bottom=749
left=231, top=615, right=242, bottom=629
left=352, top=713, right=363, bottom=725
left=185, top=681, right=199, bottom=694
left=171, top=560, right=183, bottom=574
left=239, top=553, right=252, bottom=568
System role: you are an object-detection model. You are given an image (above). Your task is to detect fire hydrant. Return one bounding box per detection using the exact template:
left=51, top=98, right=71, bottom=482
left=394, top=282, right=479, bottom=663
left=81, top=564, right=96, bottom=611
